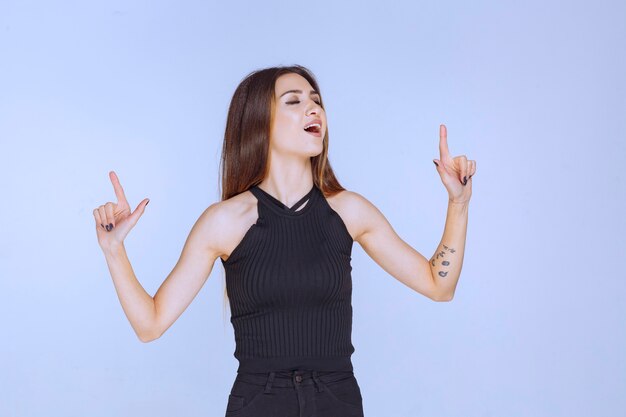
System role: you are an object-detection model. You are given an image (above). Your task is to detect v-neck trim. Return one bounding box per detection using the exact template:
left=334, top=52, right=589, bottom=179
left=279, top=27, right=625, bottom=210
left=251, top=183, right=319, bottom=217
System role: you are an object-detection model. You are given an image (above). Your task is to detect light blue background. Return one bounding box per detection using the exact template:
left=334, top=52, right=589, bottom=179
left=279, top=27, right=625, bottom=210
left=1, top=0, right=624, bottom=416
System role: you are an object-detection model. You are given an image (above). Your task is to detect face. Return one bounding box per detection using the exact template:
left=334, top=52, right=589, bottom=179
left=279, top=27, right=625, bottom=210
left=270, top=73, right=327, bottom=158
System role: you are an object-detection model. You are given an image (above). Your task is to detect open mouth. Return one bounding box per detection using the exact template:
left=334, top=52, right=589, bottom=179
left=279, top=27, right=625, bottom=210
left=304, top=124, right=322, bottom=136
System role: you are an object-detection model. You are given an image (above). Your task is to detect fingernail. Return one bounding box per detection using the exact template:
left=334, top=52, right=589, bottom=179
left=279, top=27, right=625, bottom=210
left=463, top=176, right=467, bottom=185
left=109, top=223, right=114, bottom=230
left=433, top=160, right=438, bottom=167
left=105, top=224, right=110, bottom=231
left=100, top=223, right=104, bottom=229
left=146, top=199, right=150, bottom=206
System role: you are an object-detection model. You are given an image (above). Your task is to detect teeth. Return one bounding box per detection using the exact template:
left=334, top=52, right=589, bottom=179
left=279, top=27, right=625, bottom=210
left=305, top=123, right=321, bottom=130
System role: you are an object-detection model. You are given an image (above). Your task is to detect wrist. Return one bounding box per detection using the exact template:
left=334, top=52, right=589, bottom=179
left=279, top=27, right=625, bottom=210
left=447, top=199, right=470, bottom=215
left=103, top=241, right=126, bottom=257
left=448, top=198, right=470, bottom=205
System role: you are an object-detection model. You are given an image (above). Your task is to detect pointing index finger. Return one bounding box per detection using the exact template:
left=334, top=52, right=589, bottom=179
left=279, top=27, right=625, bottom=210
left=109, top=170, right=129, bottom=205
left=439, top=124, right=451, bottom=159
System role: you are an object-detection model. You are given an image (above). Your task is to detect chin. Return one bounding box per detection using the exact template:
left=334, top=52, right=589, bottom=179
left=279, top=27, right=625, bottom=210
left=307, top=145, right=325, bottom=158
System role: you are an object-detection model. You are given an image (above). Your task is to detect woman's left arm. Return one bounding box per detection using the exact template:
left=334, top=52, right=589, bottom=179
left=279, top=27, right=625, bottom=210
left=349, top=124, right=475, bottom=302
left=428, top=200, right=469, bottom=301
left=430, top=124, right=476, bottom=300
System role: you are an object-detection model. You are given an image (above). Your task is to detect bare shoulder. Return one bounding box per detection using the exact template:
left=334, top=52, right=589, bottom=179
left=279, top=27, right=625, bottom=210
left=325, top=188, right=379, bottom=243
left=204, top=190, right=259, bottom=263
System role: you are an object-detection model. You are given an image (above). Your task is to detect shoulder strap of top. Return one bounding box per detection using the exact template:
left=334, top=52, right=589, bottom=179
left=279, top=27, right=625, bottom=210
left=250, top=184, right=317, bottom=213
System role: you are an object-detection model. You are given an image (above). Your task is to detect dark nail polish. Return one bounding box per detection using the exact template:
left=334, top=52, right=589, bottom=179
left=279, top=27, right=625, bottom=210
left=109, top=223, right=114, bottom=230
left=463, top=176, right=467, bottom=185
left=105, top=224, right=110, bottom=231
left=100, top=223, right=104, bottom=229
left=433, top=161, right=438, bottom=167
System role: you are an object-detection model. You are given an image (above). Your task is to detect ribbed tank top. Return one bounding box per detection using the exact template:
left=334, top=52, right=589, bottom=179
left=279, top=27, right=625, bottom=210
left=220, top=183, right=356, bottom=373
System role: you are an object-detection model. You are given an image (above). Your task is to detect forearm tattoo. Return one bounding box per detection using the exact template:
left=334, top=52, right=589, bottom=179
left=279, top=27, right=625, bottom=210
left=430, top=244, right=456, bottom=278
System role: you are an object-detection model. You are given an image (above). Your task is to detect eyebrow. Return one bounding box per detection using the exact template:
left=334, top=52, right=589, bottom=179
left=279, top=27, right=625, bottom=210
left=279, top=89, right=320, bottom=98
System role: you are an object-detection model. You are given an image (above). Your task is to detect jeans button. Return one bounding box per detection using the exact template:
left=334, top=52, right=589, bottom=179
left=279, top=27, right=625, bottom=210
left=295, top=375, right=302, bottom=383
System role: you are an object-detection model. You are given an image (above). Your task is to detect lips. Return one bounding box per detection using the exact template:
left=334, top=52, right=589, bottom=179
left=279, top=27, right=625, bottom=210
left=304, top=125, right=322, bottom=137
left=303, top=119, right=322, bottom=133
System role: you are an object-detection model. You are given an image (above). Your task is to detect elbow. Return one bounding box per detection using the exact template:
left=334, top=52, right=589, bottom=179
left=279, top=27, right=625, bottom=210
left=137, top=326, right=162, bottom=343
left=430, top=275, right=454, bottom=302
left=138, top=308, right=162, bottom=342
left=431, top=288, right=454, bottom=302
left=138, top=333, right=160, bottom=343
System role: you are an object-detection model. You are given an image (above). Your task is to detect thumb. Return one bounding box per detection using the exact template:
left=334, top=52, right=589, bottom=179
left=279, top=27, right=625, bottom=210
left=128, top=198, right=150, bottom=226
left=433, top=159, right=449, bottom=176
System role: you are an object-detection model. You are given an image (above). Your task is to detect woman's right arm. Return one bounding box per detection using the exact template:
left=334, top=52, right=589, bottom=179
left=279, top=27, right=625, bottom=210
left=102, top=242, right=159, bottom=342
left=102, top=202, right=226, bottom=342
left=95, top=171, right=228, bottom=342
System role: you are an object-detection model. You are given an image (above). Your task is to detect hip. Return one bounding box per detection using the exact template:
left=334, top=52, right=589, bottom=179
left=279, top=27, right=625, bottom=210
left=225, top=369, right=364, bottom=417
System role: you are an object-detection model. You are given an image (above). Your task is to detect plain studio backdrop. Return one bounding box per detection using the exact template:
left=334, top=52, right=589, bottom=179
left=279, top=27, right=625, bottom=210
left=1, top=1, right=624, bottom=416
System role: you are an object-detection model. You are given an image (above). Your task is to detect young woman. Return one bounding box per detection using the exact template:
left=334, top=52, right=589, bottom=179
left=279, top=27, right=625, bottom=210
left=93, top=65, right=476, bottom=417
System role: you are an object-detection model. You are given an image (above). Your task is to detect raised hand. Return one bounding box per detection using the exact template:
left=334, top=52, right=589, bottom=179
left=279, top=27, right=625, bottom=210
left=93, top=171, right=150, bottom=249
left=432, top=124, right=476, bottom=204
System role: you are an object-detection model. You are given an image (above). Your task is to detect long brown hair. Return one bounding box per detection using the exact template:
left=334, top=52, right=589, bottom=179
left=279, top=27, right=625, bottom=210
left=218, top=65, right=346, bottom=321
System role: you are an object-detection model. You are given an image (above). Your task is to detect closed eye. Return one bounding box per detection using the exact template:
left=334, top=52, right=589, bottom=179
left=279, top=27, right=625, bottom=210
left=287, top=98, right=322, bottom=105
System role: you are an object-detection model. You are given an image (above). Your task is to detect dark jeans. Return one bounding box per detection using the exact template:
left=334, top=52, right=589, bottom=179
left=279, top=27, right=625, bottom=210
left=224, top=369, right=365, bottom=417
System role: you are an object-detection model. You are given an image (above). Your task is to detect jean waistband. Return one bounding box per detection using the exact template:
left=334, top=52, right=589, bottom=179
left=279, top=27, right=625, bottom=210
left=235, top=370, right=354, bottom=392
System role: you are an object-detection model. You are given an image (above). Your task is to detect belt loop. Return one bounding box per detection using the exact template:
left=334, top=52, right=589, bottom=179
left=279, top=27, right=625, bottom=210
left=312, top=370, right=324, bottom=393
left=264, top=371, right=276, bottom=393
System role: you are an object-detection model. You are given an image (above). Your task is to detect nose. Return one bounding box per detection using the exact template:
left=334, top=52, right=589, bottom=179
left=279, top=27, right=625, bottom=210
left=306, top=100, right=322, bottom=116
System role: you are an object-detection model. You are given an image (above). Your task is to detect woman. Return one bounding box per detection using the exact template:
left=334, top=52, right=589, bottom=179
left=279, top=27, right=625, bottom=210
left=93, top=65, right=476, bottom=417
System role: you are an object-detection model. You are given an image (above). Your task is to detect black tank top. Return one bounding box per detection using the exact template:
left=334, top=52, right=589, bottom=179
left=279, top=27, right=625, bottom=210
left=220, top=183, right=356, bottom=373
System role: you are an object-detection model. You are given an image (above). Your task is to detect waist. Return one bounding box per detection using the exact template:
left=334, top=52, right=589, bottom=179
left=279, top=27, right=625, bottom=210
left=236, top=355, right=354, bottom=374
left=235, top=369, right=355, bottom=388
